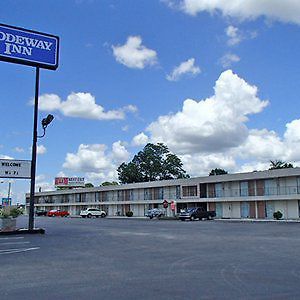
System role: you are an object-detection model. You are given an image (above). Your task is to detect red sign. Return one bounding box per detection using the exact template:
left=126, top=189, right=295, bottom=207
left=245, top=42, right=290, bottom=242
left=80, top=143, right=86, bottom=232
left=55, top=177, right=85, bottom=187
left=170, top=201, right=176, bottom=211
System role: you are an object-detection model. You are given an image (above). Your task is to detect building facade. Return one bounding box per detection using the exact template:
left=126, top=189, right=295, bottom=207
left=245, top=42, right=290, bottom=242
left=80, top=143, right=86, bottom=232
left=26, top=168, right=300, bottom=219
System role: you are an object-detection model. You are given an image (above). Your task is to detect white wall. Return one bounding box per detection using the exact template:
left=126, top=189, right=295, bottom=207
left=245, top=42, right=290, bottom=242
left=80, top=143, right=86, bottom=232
left=287, top=200, right=299, bottom=219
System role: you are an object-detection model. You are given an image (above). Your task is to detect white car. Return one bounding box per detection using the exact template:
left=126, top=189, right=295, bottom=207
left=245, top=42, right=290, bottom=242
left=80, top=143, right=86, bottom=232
left=80, top=208, right=107, bottom=218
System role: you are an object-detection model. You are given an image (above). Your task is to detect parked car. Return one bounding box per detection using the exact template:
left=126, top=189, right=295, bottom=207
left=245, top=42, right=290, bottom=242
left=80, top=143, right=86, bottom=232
left=80, top=208, right=107, bottom=218
left=47, top=209, right=70, bottom=217
left=145, top=208, right=165, bottom=219
left=35, top=209, right=47, bottom=216
left=179, top=207, right=216, bottom=221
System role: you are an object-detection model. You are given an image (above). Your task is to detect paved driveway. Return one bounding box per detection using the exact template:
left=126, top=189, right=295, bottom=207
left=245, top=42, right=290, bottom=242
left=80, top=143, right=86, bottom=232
left=1, top=216, right=300, bottom=299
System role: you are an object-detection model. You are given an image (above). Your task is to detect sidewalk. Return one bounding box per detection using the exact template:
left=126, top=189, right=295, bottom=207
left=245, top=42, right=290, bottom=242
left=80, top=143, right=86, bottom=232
left=214, top=218, right=300, bottom=223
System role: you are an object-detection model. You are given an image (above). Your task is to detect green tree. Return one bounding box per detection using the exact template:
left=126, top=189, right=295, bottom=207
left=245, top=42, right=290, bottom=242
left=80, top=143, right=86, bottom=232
left=117, top=143, right=189, bottom=184
left=269, top=160, right=294, bottom=170
left=101, top=181, right=119, bottom=186
left=85, top=183, right=94, bottom=188
left=209, top=168, right=228, bottom=176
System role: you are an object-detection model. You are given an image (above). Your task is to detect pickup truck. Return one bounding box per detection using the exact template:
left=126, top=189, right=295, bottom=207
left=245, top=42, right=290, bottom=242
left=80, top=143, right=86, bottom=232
left=80, top=208, right=107, bottom=218
left=179, top=207, right=216, bottom=221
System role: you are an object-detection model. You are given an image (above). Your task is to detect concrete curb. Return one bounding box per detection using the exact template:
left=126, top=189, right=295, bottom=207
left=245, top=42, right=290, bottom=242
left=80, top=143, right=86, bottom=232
left=0, top=228, right=45, bottom=235
left=214, top=218, right=300, bottom=223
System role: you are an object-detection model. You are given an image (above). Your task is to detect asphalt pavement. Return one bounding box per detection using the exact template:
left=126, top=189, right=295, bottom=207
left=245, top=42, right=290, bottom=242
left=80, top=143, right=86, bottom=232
left=1, top=216, right=300, bottom=300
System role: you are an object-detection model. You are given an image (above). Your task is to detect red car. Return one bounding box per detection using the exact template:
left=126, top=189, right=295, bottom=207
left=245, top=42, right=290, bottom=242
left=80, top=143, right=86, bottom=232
left=47, top=209, right=69, bottom=217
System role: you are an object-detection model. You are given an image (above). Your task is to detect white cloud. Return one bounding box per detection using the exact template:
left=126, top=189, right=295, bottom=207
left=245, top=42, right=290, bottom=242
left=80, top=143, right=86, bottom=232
left=226, top=26, right=242, bottom=46
left=35, top=181, right=54, bottom=192
left=0, top=155, right=13, bottom=159
left=37, top=145, right=47, bottom=155
left=129, top=68, right=300, bottom=174
left=145, top=70, right=268, bottom=155
left=123, top=104, right=138, bottom=113
left=220, top=53, right=240, bottom=68
left=112, top=36, right=157, bottom=69
left=63, top=144, right=111, bottom=173
left=283, top=119, right=300, bottom=160
left=37, top=92, right=137, bottom=121
left=122, top=125, right=129, bottom=132
left=60, top=93, right=124, bottom=120
left=166, top=58, right=201, bottom=81
left=35, top=174, right=54, bottom=192
left=225, top=25, right=257, bottom=46
left=238, top=161, right=271, bottom=173
left=236, top=129, right=286, bottom=161
left=132, top=132, right=149, bottom=146
left=13, top=147, right=24, bottom=153
left=56, top=171, right=66, bottom=177
left=168, top=0, right=300, bottom=25
left=111, top=141, right=130, bottom=161
left=284, top=119, right=300, bottom=143
left=180, top=153, right=236, bottom=176
left=38, top=94, right=61, bottom=111
left=62, top=142, right=130, bottom=182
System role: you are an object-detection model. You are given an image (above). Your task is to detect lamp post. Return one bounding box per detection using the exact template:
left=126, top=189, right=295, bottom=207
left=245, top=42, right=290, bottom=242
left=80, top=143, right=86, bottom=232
left=28, top=110, right=54, bottom=231
left=7, top=181, right=11, bottom=205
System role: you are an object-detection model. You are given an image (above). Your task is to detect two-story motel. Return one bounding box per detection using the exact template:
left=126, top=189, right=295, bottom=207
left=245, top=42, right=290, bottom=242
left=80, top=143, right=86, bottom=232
left=26, top=168, right=300, bottom=219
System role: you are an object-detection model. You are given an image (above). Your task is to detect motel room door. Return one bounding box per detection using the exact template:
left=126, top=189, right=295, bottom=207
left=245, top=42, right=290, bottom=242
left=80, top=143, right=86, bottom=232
left=222, top=202, right=232, bottom=218
left=266, top=201, right=275, bottom=219
left=241, top=202, right=250, bottom=218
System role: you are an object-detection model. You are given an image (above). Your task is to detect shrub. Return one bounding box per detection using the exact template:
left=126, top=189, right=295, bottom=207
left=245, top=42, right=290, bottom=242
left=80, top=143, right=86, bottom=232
left=126, top=211, right=133, bottom=217
left=0, top=206, right=23, bottom=219
left=273, top=211, right=283, bottom=220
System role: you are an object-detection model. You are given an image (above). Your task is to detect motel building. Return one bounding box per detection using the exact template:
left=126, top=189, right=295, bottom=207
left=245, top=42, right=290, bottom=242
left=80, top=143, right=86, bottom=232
left=26, top=168, right=300, bottom=220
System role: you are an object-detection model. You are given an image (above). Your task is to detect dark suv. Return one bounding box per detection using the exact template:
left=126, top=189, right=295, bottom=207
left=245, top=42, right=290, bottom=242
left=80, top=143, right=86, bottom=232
left=179, top=207, right=216, bottom=221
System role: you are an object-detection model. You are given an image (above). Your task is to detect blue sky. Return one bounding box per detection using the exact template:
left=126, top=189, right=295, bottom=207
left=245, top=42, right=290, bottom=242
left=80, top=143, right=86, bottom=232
left=1, top=0, right=300, bottom=203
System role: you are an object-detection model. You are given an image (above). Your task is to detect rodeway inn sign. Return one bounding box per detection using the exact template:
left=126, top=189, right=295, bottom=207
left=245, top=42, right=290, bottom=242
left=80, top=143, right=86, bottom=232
left=0, top=23, right=59, bottom=70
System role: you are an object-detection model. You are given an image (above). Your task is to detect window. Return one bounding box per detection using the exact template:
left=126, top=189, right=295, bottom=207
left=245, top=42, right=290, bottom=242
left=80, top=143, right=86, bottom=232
left=264, top=179, right=276, bottom=196
left=182, top=186, right=197, bottom=197
left=240, top=181, right=249, bottom=197
left=215, top=183, right=223, bottom=198
left=144, top=188, right=153, bottom=200
left=176, top=186, right=181, bottom=199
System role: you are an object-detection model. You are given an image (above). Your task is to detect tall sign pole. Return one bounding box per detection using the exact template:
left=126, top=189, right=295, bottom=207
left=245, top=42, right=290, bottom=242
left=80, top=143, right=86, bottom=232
left=0, top=24, right=59, bottom=232
left=28, top=67, right=40, bottom=230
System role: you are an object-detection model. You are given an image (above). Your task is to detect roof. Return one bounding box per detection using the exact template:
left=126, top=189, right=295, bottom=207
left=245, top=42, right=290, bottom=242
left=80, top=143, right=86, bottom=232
left=26, top=167, right=300, bottom=197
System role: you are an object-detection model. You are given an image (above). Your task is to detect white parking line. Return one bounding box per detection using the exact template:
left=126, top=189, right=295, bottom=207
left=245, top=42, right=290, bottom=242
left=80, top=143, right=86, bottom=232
left=0, top=247, right=40, bottom=255
left=0, top=241, right=30, bottom=246
left=0, top=237, right=24, bottom=240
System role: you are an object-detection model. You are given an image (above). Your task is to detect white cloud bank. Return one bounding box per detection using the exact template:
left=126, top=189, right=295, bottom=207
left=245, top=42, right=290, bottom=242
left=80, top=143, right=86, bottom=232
left=112, top=36, right=157, bottom=69
left=166, top=0, right=300, bottom=24
left=144, top=70, right=268, bottom=154
left=131, top=70, right=300, bottom=175
left=37, top=92, right=137, bottom=121
left=166, top=58, right=201, bottom=81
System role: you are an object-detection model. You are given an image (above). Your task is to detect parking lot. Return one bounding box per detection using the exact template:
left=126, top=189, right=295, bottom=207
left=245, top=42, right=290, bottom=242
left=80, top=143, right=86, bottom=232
left=1, top=216, right=300, bottom=299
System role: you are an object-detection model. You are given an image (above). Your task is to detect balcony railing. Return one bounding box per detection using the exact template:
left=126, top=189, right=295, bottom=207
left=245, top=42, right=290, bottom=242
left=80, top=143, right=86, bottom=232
left=203, top=186, right=299, bottom=198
